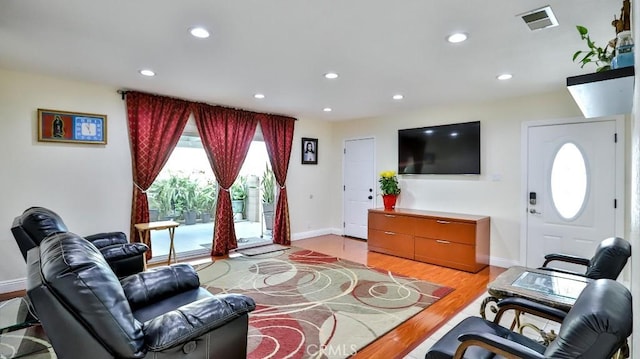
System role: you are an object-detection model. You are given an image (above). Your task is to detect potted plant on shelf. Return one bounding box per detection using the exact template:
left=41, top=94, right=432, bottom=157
left=261, top=164, right=276, bottom=231
left=231, top=176, right=247, bottom=219
left=573, top=25, right=615, bottom=72
left=379, top=170, right=400, bottom=210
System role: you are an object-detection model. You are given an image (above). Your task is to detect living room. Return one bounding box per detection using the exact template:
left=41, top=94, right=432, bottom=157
left=1, top=1, right=639, bottom=358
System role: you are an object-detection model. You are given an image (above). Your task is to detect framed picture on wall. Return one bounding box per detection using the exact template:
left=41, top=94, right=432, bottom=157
left=301, top=137, right=318, bottom=165
left=37, top=108, right=107, bottom=145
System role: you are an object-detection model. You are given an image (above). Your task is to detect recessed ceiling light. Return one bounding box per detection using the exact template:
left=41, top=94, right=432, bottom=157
left=189, top=27, right=210, bottom=38
left=139, top=69, right=155, bottom=77
left=497, top=73, right=513, bottom=80
left=447, top=32, right=468, bottom=43
left=393, top=94, right=404, bottom=100
left=324, top=72, right=339, bottom=79
left=254, top=93, right=265, bottom=99
left=323, top=107, right=332, bottom=112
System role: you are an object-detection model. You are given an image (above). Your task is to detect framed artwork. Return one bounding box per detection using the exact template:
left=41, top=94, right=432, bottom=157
left=301, top=137, right=318, bottom=165
left=37, top=109, right=107, bottom=145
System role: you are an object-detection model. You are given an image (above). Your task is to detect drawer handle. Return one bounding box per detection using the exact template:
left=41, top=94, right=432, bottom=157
left=384, top=215, right=396, bottom=218
left=436, top=240, right=451, bottom=244
left=436, top=220, right=451, bottom=224
left=384, top=231, right=395, bottom=235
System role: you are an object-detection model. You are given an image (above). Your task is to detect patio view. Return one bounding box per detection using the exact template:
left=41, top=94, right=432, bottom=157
left=145, top=134, right=275, bottom=264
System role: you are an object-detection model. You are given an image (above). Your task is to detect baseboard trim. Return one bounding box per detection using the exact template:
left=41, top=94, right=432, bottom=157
left=489, top=256, right=518, bottom=269
left=0, top=278, right=26, bottom=294
left=291, top=228, right=343, bottom=241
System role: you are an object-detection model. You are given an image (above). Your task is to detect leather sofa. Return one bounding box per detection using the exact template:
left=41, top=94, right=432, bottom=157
left=12, top=206, right=148, bottom=277
left=27, top=232, right=256, bottom=358
left=425, top=278, right=632, bottom=359
left=539, top=236, right=631, bottom=280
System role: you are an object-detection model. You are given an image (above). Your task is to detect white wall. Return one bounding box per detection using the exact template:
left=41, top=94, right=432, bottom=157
left=288, top=117, right=337, bottom=237
left=330, top=91, right=584, bottom=266
left=0, top=69, right=133, bottom=291
left=0, top=68, right=337, bottom=292
left=630, top=7, right=639, bottom=358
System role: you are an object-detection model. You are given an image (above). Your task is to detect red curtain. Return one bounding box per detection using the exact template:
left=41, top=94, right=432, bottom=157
left=193, top=103, right=258, bottom=256
left=258, top=114, right=295, bottom=246
left=126, top=91, right=191, bottom=258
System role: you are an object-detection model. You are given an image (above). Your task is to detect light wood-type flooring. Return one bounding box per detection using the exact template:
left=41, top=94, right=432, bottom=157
left=287, top=234, right=505, bottom=359
left=1, top=234, right=506, bottom=359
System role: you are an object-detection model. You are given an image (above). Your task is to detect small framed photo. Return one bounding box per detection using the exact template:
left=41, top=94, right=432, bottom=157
left=38, top=109, right=107, bottom=145
left=301, top=137, right=318, bottom=165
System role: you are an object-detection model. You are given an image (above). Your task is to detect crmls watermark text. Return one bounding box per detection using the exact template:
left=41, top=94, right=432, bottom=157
left=306, top=344, right=358, bottom=356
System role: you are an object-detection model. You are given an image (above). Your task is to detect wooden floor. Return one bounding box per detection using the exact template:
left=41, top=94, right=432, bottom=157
left=2, top=235, right=506, bottom=359
left=290, top=235, right=505, bottom=359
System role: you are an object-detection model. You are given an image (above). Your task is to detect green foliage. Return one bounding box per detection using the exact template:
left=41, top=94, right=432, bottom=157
left=573, top=25, right=614, bottom=72
left=149, top=172, right=217, bottom=219
left=379, top=170, right=401, bottom=195
left=261, top=164, right=275, bottom=204
left=196, top=180, right=217, bottom=214
left=231, top=175, right=247, bottom=200
left=172, top=175, right=198, bottom=212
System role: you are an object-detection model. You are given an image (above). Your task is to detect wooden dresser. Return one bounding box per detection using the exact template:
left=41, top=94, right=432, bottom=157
left=368, top=208, right=490, bottom=273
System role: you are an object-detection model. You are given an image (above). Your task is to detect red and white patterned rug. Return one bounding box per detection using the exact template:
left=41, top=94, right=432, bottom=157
left=0, top=247, right=452, bottom=359
left=198, top=247, right=453, bottom=359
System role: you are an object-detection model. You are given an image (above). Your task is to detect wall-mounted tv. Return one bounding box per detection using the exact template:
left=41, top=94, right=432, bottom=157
left=398, top=121, right=480, bottom=175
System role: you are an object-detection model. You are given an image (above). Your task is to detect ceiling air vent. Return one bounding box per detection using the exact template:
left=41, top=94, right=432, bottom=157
left=520, top=6, right=558, bottom=31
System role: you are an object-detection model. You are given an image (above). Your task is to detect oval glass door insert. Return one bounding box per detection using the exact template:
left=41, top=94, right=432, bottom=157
left=550, top=142, right=588, bottom=220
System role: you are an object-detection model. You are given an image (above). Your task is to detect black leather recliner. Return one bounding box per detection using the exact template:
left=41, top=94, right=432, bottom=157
left=539, top=236, right=631, bottom=280
left=425, top=278, right=632, bottom=359
left=27, top=232, right=256, bottom=358
left=12, top=206, right=148, bottom=277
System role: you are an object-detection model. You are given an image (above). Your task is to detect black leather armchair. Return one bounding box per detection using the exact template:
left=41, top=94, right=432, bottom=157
left=27, top=232, right=256, bottom=358
left=426, top=279, right=632, bottom=359
left=539, top=237, right=631, bottom=280
left=11, top=206, right=148, bottom=277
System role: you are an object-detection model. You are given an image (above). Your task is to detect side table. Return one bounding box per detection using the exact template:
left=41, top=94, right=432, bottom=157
left=480, top=265, right=591, bottom=345
left=0, top=297, right=39, bottom=334
left=134, top=220, right=180, bottom=265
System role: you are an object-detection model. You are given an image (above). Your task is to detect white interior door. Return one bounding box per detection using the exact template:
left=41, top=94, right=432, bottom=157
left=525, top=120, right=621, bottom=269
left=343, top=138, right=375, bottom=239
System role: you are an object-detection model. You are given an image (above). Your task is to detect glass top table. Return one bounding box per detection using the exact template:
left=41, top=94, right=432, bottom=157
left=0, top=297, right=39, bottom=334
left=483, top=265, right=591, bottom=314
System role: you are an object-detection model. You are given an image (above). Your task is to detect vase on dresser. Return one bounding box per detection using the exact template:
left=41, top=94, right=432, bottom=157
left=382, top=194, right=398, bottom=210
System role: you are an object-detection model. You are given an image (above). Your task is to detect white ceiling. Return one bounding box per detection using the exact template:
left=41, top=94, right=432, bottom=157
left=0, top=1, right=621, bottom=121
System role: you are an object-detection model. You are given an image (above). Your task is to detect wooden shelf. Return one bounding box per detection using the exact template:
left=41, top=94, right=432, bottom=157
left=566, top=66, right=634, bottom=118
left=367, top=208, right=490, bottom=273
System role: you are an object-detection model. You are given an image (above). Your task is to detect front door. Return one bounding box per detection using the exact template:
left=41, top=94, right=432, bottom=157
left=525, top=119, right=622, bottom=269
left=343, top=138, right=375, bottom=239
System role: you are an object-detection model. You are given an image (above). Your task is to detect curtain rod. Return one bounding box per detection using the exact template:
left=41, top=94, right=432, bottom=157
left=116, top=89, right=297, bottom=120
left=116, top=89, right=128, bottom=100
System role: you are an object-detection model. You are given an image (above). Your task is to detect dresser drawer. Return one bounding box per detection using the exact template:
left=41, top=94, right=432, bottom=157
left=368, top=229, right=414, bottom=260
left=368, top=212, right=414, bottom=235
left=414, top=218, right=476, bottom=245
left=414, top=236, right=480, bottom=272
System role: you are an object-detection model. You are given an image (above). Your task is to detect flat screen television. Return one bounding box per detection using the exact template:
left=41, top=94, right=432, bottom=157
left=398, top=121, right=480, bottom=175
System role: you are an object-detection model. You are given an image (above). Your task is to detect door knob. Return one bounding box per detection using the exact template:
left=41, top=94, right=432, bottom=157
left=529, top=208, right=542, bottom=214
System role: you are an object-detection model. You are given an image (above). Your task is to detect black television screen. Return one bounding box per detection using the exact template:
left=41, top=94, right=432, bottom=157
left=398, top=121, right=480, bottom=175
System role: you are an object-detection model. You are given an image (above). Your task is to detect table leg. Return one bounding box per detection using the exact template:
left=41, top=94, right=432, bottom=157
left=479, top=296, right=499, bottom=320
left=167, top=227, right=176, bottom=265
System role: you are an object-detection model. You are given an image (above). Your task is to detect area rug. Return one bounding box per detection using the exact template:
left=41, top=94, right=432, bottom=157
left=235, top=243, right=290, bottom=256
left=197, top=248, right=453, bottom=359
